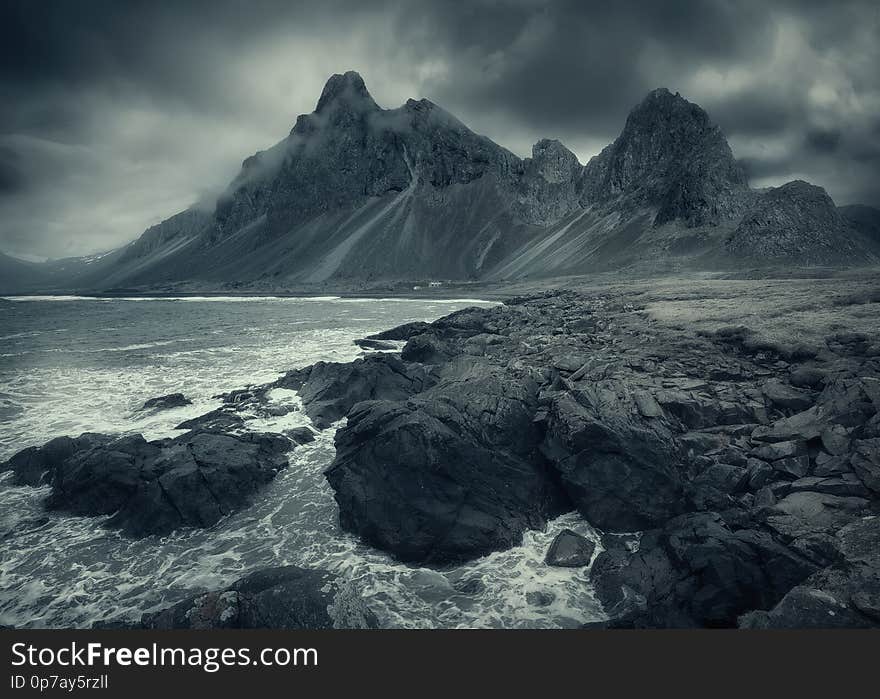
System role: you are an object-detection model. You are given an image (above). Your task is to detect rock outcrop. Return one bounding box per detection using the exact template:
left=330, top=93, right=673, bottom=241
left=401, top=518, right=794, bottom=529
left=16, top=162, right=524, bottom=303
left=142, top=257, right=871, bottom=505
left=580, top=88, right=750, bottom=227
left=726, top=181, right=876, bottom=265
left=256, top=288, right=880, bottom=627
left=1, top=429, right=292, bottom=537
left=140, top=393, right=192, bottom=412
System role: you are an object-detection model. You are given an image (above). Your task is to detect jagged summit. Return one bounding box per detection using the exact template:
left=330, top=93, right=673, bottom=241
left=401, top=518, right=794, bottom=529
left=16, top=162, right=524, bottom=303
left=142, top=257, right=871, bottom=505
left=724, top=179, right=875, bottom=265
left=531, top=139, right=581, bottom=183
left=314, top=70, right=379, bottom=114
left=13, top=76, right=878, bottom=293
left=581, top=86, right=749, bottom=226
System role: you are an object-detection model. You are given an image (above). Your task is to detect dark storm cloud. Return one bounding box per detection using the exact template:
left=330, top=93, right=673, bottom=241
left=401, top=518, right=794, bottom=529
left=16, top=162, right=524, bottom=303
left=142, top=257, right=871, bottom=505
left=1, top=0, right=878, bottom=258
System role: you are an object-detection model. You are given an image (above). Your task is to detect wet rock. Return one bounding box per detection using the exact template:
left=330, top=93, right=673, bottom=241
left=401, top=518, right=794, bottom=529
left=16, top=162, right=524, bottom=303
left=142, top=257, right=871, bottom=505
left=140, top=393, right=192, bottom=412
left=284, top=426, right=316, bottom=445
left=526, top=591, right=556, bottom=607
left=591, top=512, right=818, bottom=627
left=545, top=529, right=596, bottom=567
left=138, top=566, right=378, bottom=629
left=2, top=430, right=292, bottom=537
left=326, top=360, right=569, bottom=564
left=400, top=333, right=452, bottom=364
left=541, top=386, right=684, bottom=531
left=175, top=408, right=245, bottom=432
left=1, top=433, right=113, bottom=486
left=275, top=354, right=435, bottom=428
left=367, top=321, right=432, bottom=341
left=354, top=338, right=397, bottom=351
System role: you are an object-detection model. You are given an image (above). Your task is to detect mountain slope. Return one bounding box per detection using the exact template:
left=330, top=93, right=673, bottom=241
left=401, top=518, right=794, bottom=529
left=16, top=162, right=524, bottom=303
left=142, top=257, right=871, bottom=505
left=8, top=72, right=879, bottom=292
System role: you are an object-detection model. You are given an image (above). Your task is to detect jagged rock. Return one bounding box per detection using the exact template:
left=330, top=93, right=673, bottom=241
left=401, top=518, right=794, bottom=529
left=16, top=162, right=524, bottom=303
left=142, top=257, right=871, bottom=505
left=175, top=408, right=245, bottom=432
left=326, top=359, right=569, bottom=564
left=400, top=333, right=453, bottom=364
left=1, top=430, right=292, bottom=537
left=727, top=181, right=873, bottom=265
left=284, top=426, right=316, bottom=445
left=1, top=433, right=113, bottom=486
left=761, top=380, right=814, bottom=413
left=590, top=512, right=817, bottom=627
left=750, top=439, right=807, bottom=461
left=655, top=389, right=766, bottom=429
left=764, top=492, right=869, bottom=541
left=545, top=529, right=596, bottom=567
left=581, top=88, right=749, bottom=227
left=137, top=566, right=378, bottom=630
left=275, top=354, right=435, bottom=428
left=367, top=321, right=432, bottom=341
left=739, top=517, right=880, bottom=628
left=541, top=386, right=684, bottom=531
left=788, top=475, right=870, bottom=498
left=772, top=456, right=810, bottom=479
left=140, top=393, right=192, bottom=411
left=354, top=338, right=397, bottom=351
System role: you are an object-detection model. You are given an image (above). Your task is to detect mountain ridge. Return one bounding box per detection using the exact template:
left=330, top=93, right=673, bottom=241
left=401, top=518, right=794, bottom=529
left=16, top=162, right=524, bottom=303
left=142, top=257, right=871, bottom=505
left=5, top=72, right=879, bottom=293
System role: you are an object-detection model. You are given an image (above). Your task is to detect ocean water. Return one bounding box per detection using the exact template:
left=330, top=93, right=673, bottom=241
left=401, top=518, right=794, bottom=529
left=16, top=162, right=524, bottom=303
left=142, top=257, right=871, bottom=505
left=0, top=295, right=605, bottom=629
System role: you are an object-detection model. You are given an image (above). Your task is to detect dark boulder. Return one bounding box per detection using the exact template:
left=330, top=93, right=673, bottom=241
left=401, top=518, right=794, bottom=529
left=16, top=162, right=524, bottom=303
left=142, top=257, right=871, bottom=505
left=325, top=359, right=570, bottom=564
left=275, top=354, right=435, bottom=428
left=140, top=393, right=192, bottom=412
left=138, top=566, right=378, bottom=630
left=2, top=429, right=293, bottom=537
left=175, top=408, right=245, bottom=432
left=739, top=516, right=880, bottom=628
left=591, top=512, right=818, bottom=627
left=401, top=333, right=453, bottom=364
left=284, top=426, right=317, bottom=445
left=761, top=380, right=814, bottom=413
left=545, top=529, right=596, bottom=567
left=1, top=433, right=113, bottom=486
left=541, top=385, right=685, bottom=531
left=354, top=338, right=397, bottom=351
left=366, top=321, right=431, bottom=341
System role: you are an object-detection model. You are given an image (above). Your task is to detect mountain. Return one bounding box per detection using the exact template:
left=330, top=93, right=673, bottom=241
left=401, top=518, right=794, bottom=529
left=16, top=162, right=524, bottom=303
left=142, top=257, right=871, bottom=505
left=726, top=181, right=868, bottom=265
left=0, top=252, right=45, bottom=293
left=839, top=204, right=880, bottom=246
left=7, top=73, right=879, bottom=292
left=580, top=87, right=751, bottom=227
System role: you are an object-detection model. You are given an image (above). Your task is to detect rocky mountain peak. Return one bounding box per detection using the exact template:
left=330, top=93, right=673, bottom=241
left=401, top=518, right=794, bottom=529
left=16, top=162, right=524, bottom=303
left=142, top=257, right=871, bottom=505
left=530, top=139, right=581, bottom=184
left=314, top=70, right=379, bottom=114
left=580, top=87, right=749, bottom=226
left=724, top=179, right=874, bottom=265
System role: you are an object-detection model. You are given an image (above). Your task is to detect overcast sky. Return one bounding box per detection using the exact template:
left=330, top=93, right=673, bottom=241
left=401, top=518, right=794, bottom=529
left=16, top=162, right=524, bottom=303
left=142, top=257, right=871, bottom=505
left=2, top=0, right=879, bottom=259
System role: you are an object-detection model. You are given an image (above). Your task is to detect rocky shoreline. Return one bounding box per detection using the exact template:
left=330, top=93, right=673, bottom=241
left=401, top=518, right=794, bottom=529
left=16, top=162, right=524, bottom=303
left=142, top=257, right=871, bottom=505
left=3, top=287, right=879, bottom=628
